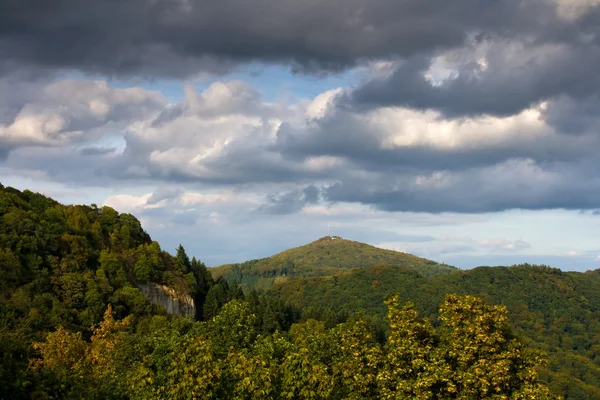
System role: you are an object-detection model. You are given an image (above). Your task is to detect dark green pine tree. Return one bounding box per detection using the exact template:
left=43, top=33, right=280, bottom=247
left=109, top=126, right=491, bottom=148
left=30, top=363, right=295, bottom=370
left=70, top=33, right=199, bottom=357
left=176, top=244, right=191, bottom=273
left=191, top=256, right=214, bottom=320
left=229, top=280, right=245, bottom=301
left=203, top=284, right=226, bottom=320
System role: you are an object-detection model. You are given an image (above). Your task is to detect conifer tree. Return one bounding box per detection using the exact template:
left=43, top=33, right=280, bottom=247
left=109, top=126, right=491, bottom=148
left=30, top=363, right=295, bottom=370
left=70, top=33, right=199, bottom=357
left=175, top=244, right=191, bottom=272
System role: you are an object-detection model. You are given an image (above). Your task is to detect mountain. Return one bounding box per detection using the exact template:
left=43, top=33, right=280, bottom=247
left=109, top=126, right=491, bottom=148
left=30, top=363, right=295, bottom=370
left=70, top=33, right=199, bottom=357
left=270, top=263, right=600, bottom=399
left=211, top=235, right=457, bottom=290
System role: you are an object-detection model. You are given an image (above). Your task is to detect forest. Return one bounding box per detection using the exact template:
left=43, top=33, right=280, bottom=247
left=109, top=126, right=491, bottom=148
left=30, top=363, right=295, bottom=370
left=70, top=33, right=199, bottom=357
left=0, top=183, right=593, bottom=399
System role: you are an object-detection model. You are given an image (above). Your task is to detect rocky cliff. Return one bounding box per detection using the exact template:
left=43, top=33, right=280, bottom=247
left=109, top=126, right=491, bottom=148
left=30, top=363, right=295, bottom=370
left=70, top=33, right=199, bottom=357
left=138, top=283, right=195, bottom=317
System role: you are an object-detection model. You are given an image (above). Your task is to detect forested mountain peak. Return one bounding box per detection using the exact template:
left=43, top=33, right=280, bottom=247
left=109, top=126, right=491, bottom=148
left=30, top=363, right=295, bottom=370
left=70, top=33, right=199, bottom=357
left=275, top=235, right=429, bottom=267
left=212, top=235, right=457, bottom=290
left=314, top=235, right=343, bottom=241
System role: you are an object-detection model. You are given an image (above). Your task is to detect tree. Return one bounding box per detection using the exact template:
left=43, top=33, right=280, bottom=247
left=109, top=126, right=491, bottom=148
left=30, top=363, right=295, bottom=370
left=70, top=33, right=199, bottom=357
left=438, top=294, right=557, bottom=399
left=377, top=296, right=446, bottom=399
left=377, top=294, right=558, bottom=399
left=207, top=300, right=257, bottom=353
left=30, top=305, right=132, bottom=399
left=134, top=255, right=153, bottom=282
left=203, top=284, right=226, bottom=320
left=285, top=352, right=333, bottom=398
left=331, top=316, right=382, bottom=399
left=175, top=245, right=191, bottom=273
left=191, top=256, right=214, bottom=320
left=229, top=280, right=245, bottom=301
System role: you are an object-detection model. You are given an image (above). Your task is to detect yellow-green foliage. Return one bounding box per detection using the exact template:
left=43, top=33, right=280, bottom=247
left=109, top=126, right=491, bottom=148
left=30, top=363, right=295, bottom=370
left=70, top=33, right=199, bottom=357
left=213, top=236, right=456, bottom=290
left=0, top=184, right=202, bottom=398
left=32, top=295, right=558, bottom=399
left=273, top=263, right=600, bottom=399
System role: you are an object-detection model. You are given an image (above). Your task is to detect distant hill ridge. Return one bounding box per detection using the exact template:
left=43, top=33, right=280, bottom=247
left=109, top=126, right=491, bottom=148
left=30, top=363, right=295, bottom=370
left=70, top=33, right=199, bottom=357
left=212, top=235, right=456, bottom=290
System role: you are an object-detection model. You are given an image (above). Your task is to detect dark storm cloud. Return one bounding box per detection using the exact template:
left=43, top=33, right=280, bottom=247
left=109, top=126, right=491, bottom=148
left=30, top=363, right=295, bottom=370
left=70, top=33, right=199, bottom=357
left=79, top=146, right=117, bottom=156
left=0, top=145, right=12, bottom=162
left=347, top=42, right=600, bottom=118
left=274, top=109, right=598, bottom=174
left=303, top=185, right=320, bottom=204
left=147, top=186, right=184, bottom=205
left=0, top=73, right=51, bottom=125
left=323, top=158, right=600, bottom=213
left=259, top=186, right=322, bottom=215
left=542, top=95, right=600, bottom=135
left=0, top=0, right=558, bottom=78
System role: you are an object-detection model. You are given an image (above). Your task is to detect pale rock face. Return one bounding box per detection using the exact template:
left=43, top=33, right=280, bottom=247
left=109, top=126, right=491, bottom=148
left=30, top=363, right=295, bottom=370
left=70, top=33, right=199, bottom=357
left=138, top=283, right=195, bottom=317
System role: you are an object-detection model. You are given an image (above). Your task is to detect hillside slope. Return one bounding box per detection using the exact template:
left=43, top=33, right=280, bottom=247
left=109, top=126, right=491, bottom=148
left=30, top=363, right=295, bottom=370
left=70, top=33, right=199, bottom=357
left=271, top=263, right=600, bottom=399
left=0, top=184, right=211, bottom=397
left=212, top=235, right=456, bottom=289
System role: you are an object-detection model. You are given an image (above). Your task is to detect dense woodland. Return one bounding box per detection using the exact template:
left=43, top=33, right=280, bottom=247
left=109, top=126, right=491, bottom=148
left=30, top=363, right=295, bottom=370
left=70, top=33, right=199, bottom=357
left=213, top=236, right=456, bottom=290
left=268, top=264, right=600, bottom=399
left=0, top=183, right=594, bottom=399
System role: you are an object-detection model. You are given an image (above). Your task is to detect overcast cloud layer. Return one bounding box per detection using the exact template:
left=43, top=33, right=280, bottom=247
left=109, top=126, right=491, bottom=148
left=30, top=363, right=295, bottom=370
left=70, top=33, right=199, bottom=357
left=2, top=0, right=600, bottom=269
left=1, top=0, right=570, bottom=77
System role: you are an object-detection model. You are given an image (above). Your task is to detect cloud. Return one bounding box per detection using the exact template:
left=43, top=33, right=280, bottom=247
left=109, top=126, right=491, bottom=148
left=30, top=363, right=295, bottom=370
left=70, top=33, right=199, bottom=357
left=103, top=186, right=262, bottom=229
left=5, top=1, right=600, bottom=269
left=322, top=157, right=600, bottom=213
left=271, top=98, right=600, bottom=213
left=147, top=186, right=184, bottom=205
left=378, top=236, right=531, bottom=259
left=468, top=237, right=531, bottom=252
left=2, top=0, right=596, bottom=126
left=103, top=193, right=154, bottom=214
left=0, top=0, right=568, bottom=78
left=0, top=79, right=165, bottom=155
left=4, top=75, right=600, bottom=214
left=79, top=146, right=118, bottom=156
left=258, top=185, right=321, bottom=215
left=347, top=38, right=600, bottom=118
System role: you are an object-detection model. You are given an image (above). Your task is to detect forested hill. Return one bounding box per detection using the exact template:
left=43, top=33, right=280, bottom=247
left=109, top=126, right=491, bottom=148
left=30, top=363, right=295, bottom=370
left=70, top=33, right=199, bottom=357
left=0, top=184, right=210, bottom=317
left=0, top=184, right=213, bottom=397
left=212, top=235, right=457, bottom=289
left=271, top=263, right=600, bottom=399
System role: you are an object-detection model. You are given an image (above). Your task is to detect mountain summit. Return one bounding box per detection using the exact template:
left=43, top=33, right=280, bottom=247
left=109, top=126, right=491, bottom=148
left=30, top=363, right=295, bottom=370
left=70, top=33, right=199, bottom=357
left=212, top=236, right=456, bottom=290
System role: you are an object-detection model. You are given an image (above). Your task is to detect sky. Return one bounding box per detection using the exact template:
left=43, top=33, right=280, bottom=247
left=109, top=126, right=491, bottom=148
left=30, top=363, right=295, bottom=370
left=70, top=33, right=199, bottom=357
left=2, top=0, right=600, bottom=271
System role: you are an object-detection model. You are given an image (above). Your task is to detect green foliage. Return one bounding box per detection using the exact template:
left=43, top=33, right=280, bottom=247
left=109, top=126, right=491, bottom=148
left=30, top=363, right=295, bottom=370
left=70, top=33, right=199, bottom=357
left=330, top=316, right=382, bottom=399
left=207, top=299, right=257, bottom=352
left=212, top=236, right=456, bottom=290
left=0, top=185, right=196, bottom=398
left=30, top=295, right=555, bottom=399
left=190, top=255, right=214, bottom=320
left=29, top=305, right=133, bottom=399
left=203, top=284, right=227, bottom=320
left=272, top=263, right=600, bottom=398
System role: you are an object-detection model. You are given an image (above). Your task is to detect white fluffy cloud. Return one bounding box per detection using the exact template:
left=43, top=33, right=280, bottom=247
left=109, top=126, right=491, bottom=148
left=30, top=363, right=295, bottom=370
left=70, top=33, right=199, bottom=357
left=0, top=79, right=164, bottom=151
left=1, top=69, right=600, bottom=271
left=3, top=0, right=600, bottom=270
left=3, top=74, right=600, bottom=216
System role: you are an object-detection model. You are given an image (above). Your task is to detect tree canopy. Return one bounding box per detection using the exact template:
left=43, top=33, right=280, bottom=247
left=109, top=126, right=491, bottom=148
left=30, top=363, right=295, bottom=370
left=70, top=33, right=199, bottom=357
left=31, top=294, right=556, bottom=399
